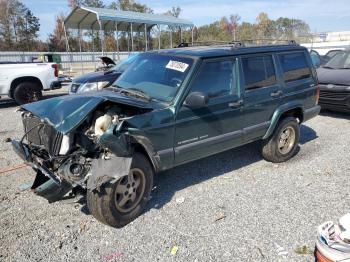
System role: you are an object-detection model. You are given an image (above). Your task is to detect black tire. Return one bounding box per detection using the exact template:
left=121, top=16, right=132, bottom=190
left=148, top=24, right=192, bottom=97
left=13, top=81, right=42, bottom=105
left=87, top=153, right=154, bottom=228
left=261, top=117, right=300, bottom=163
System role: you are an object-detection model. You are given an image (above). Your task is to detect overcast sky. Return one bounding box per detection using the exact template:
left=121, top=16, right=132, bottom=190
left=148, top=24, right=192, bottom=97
left=22, top=0, right=350, bottom=40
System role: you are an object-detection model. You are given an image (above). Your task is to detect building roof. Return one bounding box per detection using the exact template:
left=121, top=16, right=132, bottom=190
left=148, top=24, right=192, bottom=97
left=64, top=6, right=194, bottom=32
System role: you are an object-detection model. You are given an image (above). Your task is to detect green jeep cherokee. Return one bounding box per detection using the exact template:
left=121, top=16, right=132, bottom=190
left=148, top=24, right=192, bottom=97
left=12, top=43, right=321, bottom=228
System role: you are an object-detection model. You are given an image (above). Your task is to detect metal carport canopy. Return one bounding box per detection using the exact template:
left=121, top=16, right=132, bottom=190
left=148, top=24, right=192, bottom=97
left=64, top=6, right=194, bottom=31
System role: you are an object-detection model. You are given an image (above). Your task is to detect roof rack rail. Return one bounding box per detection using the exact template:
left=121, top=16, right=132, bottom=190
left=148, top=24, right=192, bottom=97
left=176, top=39, right=298, bottom=49
left=177, top=41, right=245, bottom=49
left=238, top=38, right=299, bottom=45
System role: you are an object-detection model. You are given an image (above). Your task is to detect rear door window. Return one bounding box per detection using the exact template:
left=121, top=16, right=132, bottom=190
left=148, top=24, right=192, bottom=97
left=242, top=55, right=276, bottom=90
left=278, top=52, right=311, bottom=82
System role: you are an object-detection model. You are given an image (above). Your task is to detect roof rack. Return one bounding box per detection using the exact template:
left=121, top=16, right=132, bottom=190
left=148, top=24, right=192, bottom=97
left=177, top=39, right=298, bottom=49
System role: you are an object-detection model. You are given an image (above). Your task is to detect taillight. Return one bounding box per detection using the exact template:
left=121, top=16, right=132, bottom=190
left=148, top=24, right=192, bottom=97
left=51, top=64, right=58, bottom=77
left=316, top=84, right=320, bottom=105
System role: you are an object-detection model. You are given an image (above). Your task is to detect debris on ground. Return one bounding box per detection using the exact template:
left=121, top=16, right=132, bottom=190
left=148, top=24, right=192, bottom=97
left=4, top=137, right=11, bottom=143
left=175, top=197, right=185, bottom=204
left=79, top=220, right=91, bottom=233
left=257, top=246, right=265, bottom=258
left=101, top=252, right=124, bottom=261
left=294, top=245, right=313, bottom=255
left=214, top=212, right=226, bottom=222
left=274, top=242, right=288, bottom=259
left=170, top=246, right=178, bottom=255
left=18, top=183, right=32, bottom=191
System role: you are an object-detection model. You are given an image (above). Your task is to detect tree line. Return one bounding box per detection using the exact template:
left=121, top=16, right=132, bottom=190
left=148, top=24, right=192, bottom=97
left=0, top=0, right=312, bottom=52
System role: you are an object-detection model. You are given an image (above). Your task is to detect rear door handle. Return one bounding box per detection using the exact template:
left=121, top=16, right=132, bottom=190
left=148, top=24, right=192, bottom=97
left=228, top=100, right=243, bottom=108
left=270, top=90, right=283, bottom=98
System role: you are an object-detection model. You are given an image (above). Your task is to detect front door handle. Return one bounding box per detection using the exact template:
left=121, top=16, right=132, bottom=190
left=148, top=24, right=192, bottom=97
left=228, top=100, right=243, bottom=108
left=270, top=90, right=283, bottom=98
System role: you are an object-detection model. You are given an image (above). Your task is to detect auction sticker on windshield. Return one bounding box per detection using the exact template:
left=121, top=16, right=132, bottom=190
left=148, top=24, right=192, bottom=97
left=166, top=60, right=189, bottom=72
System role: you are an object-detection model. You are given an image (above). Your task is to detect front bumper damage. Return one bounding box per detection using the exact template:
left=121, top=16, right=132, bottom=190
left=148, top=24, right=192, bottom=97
left=12, top=139, right=71, bottom=202
left=12, top=138, right=132, bottom=203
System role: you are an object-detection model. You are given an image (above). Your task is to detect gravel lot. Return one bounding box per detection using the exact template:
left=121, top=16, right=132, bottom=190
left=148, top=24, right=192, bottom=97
left=0, top=92, right=349, bottom=262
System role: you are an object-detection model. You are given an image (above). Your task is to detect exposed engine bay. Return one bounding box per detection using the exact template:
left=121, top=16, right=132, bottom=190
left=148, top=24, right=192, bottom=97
left=15, top=101, right=151, bottom=202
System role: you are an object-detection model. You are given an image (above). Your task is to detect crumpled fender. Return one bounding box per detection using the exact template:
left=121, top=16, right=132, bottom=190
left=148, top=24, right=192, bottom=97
left=87, top=154, right=132, bottom=191
left=98, top=122, right=133, bottom=157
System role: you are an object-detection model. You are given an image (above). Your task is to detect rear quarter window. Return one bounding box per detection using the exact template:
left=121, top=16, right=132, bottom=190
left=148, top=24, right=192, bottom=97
left=242, top=55, right=276, bottom=90
left=278, top=52, right=311, bottom=82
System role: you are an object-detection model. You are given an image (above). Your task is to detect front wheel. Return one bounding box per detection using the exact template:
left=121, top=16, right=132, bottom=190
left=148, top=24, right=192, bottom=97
left=261, top=117, right=300, bottom=163
left=87, top=153, right=154, bottom=228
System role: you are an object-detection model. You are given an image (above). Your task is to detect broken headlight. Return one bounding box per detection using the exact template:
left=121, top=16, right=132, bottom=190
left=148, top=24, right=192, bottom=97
left=77, top=81, right=110, bottom=93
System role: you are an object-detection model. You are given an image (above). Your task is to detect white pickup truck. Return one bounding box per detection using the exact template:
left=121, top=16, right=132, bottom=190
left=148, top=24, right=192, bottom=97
left=0, top=62, right=61, bottom=104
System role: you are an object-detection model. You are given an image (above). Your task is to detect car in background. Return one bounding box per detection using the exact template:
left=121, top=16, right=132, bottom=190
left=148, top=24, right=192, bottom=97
left=309, top=49, right=344, bottom=68
left=317, top=50, right=350, bottom=113
left=321, top=49, right=343, bottom=65
left=0, top=62, right=61, bottom=104
left=69, top=54, right=139, bottom=94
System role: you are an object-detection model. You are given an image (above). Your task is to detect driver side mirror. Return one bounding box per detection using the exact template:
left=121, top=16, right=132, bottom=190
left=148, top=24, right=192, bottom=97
left=184, top=92, right=209, bottom=108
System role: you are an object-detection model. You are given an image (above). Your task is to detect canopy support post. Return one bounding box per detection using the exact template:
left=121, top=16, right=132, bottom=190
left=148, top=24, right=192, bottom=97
left=90, top=21, right=98, bottom=70
left=157, top=25, right=161, bottom=50
left=98, top=20, right=104, bottom=55
left=62, top=22, right=70, bottom=52
left=180, top=27, right=183, bottom=43
left=62, top=22, right=71, bottom=71
left=144, top=24, right=148, bottom=51
left=191, top=27, right=194, bottom=46
left=170, top=28, right=173, bottom=48
left=130, top=22, right=134, bottom=52
left=78, top=27, right=84, bottom=74
left=115, top=22, right=120, bottom=60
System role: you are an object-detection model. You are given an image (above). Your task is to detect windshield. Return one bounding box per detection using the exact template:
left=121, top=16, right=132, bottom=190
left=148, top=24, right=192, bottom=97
left=324, top=51, right=350, bottom=69
left=114, top=53, right=194, bottom=102
left=109, top=54, right=139, bottom=73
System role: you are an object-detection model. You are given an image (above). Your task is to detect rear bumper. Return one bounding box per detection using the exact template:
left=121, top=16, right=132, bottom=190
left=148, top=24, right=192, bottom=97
left=304, top=105, right=321, bottom=122
left=11, top=139, right=71, bottom=202
left=50, top=81, right=62, bottom=90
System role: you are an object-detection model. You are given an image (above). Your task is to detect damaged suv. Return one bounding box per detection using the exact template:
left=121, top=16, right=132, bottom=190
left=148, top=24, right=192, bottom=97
left=12, top=43, right=321, bottom=228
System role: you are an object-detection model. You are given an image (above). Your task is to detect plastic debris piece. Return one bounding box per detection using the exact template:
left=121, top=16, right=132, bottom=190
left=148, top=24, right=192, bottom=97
left=171, top=246, right=178, bottom=255
left=294, top=245, right=313, bottom=255
left=18, top=183, right=32, bottom=191
left=214, top=213, right=226, bottom=222
left=274, top=242, right=288, bottom=258
left=175, top=197, right=185, bottom=204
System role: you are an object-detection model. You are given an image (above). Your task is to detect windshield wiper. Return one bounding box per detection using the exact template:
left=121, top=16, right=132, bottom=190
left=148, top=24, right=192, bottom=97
left=322, top=66, right=335, bottom=69
left=111, top=86, right=151, bottom=101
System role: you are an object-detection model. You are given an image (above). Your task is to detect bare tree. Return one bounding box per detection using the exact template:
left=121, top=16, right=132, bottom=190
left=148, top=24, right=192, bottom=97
left=220, top=14, right=241, bottom=41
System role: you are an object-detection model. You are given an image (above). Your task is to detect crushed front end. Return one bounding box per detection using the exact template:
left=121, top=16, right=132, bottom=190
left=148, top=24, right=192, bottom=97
left=12, top=111, right=95, bottom=202
left=12, top=95, right=153, bottom=203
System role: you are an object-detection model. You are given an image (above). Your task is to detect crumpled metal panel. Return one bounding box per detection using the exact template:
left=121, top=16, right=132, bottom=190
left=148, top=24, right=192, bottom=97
left=87, top=154, right=132, bottom=191
left=22, top=90, right=156, bottom=134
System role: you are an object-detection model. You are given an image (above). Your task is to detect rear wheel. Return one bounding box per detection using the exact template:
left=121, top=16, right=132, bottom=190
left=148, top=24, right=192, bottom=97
left=261, top=117, right=300, bottom=163
left=87, top=153, right=154, bottom=228
left=13, top=81, right=42, bottom=105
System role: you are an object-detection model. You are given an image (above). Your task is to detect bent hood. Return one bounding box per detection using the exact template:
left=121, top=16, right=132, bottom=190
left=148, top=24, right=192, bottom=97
left=73, top=70, right=120, bottom=84
left=22, top=90, right=160, bottom=134
left=317, top=67, right=350, bottom=86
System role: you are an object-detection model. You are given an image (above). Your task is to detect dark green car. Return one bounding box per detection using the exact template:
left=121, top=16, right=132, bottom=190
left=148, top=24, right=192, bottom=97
left=12, top=43, right=321, bottom=228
